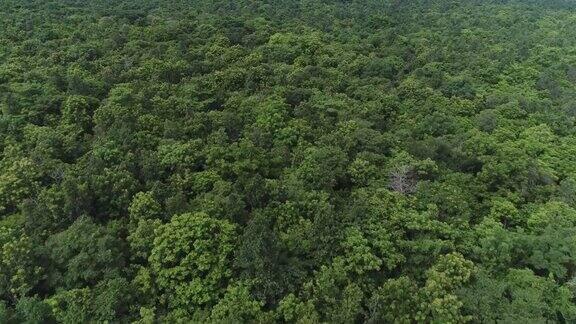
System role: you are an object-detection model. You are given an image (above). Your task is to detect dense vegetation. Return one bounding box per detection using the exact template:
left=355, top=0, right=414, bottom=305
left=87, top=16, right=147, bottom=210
left=2, top=0, right=576, bottom=322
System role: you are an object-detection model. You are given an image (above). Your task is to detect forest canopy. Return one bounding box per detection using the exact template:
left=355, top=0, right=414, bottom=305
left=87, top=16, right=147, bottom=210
left=2, top=0, right=576, bottom=322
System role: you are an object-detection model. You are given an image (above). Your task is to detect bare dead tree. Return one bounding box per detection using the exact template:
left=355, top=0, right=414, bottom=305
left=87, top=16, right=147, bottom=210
left=49, top=168, right=66, bottom=182
left=389, top=165, right=417, bottom=195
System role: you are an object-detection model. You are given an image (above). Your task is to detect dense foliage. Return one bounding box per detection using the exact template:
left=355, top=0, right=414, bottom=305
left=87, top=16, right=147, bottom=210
left=2, top=0, right=576, bottom=322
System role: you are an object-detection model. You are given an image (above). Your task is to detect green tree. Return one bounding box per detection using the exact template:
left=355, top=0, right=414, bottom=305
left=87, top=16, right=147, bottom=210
left=0, top=225, right=42, bottom=303
left=44, top=216, right=125, bottom=290
left=149, top=212, right=236, bottom=310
